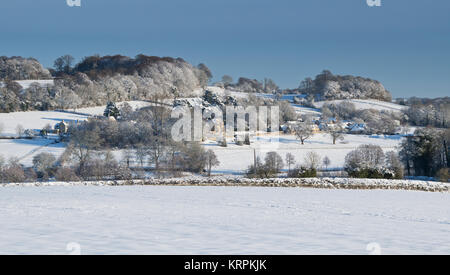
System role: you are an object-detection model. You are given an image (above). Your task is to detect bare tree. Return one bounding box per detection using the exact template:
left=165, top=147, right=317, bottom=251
left=304, top=151, right=321, bottom=171
left=54, top=55, right=75, bottom=74
left=328, top=125, right=345, bottom=145
left=205, top=149, right=220, bottom=177
left=122, top=149, right=134, bottom=169
left=294, top=122, right=314, bottom=145
left=299, top=77, right=314, bottom=93
left=148, top=136, right=166, bottom=175
left=323, top=156, right=331, bottom=170
left=145, top=103, right=172, bottom=175
left=67, top=126, right=101, bottom=177
left=264, top=78, right=279, bottom=94
left=2, top=158, right=26, bottom=183
left=32, top=153, right=56, bottom=179
left=15, top=124, right=25, bottom=137
left=0, top=155, right=5, bottom=171
left=222, top=75, right=233, bottom=86
left=385, top=151, right=404, bottom=179
left=119, top=102, right=134, bottom=121
left=264, top=151, right=284, bottom=175
left=166, top=141, right=184, bottom=175
left=134, top=145, right=148, bottom=168
left=55, top=167, right=80, bottom=182
left=285, top=153, right=296, bottom=174
left=197, top=63, right=213, bottom=87
left=182, top=142, right=207, bottom=173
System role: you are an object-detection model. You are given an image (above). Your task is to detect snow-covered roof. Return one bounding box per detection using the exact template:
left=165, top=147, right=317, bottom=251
left=349, top=123, right=366, bottom=132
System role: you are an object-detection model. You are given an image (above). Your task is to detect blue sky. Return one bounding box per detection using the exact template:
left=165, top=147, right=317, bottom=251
left=0, top=0, right=449, bottom=98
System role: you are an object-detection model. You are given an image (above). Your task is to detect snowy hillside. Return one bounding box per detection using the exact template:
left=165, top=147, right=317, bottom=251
left=0, top=96, right=405, bottom=171
left=0, top=109, right=85, bottom=165
left=0, top=110, right=89, bottom=136
left=0, top=186, right=448, bottom=254
left=0, top=100, right=153, bottom=135
left=314, top=99, right=407, bottom=113
left=74, top=101, right=152, bottom=116
left=0, top=101, right=154, bottom=166
left=291, top=104, right=322, bottom=116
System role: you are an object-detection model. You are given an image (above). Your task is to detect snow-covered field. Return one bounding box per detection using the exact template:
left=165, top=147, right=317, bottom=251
left=74, top=101, right=152, bottom=116
left=206, top=134, right=401, bottom=174
left=0, top=110, right=88, bottom=166
left=291, top=104, right=322, bottom=116
left=0, top=110, right=89, bottom=137
left=0, top=139, right=65, bottom=164
left=0, top=186, right=448, bottom=255
left=314, top=99, right=406, bottom=113
left=0, top=131, right=402, bottom=171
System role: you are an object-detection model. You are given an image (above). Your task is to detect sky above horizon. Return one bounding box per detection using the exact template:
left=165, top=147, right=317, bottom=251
left=0, top=0, right=449, bottom=98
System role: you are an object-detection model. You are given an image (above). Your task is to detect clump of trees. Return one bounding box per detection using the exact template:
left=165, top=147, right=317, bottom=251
left=32, top=153, right=57, bottom=180
left=402, top=97, right=449, bottom=128
left=298, top=70, right=392, bottom=102
left=240, top=93, right=297, bottom=125
left=321, top=101, right=357, bottom=120
left=0, top=54, right=212, bottom=113
left=0, top=152, right=81, bottom=183
left=247, top=151, right=284, bottom=178
left=246, top=151, right=323, bottom=179
left=0, top=56, right=52, bottom=80
left=58, top=102, right=221, bottom=180
left=0, top=140, right=220, bottom=184
left=288, top=152, right=320, bottom=178
left=0, top=156, right=35, bottom=183
left=399, top=128, right=449, bottom=179
left=222, top=77, right=279, bottom=94
left=345, top=145, right=403, bottom=179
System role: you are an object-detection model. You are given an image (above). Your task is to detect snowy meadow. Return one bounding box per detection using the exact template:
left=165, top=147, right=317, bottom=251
left=0, top=186, right=448, bottom=255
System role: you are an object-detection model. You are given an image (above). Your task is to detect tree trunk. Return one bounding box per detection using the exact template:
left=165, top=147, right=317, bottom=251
left=254, top=149, right=257, bottom=177
left=406, top=157, right=411, bottom=177
left=444, top=139, right=449, bottom=168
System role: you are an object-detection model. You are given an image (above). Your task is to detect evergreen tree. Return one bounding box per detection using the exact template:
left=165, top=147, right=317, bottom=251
left=104, top=102, right=120, bottom=119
